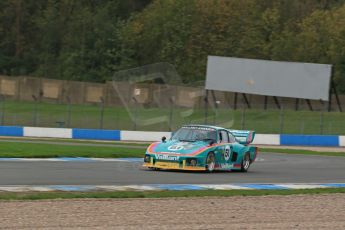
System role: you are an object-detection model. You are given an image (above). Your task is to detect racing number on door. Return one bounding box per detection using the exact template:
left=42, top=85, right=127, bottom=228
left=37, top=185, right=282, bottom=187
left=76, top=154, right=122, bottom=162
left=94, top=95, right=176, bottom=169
left=224, top=145, right=231, bottom=161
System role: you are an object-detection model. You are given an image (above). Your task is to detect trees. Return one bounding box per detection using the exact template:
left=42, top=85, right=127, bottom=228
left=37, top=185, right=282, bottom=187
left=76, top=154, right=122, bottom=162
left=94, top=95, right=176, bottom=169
left=1, top=0, right=345, bottom=91
left=0, top=0, right=151, bottom=81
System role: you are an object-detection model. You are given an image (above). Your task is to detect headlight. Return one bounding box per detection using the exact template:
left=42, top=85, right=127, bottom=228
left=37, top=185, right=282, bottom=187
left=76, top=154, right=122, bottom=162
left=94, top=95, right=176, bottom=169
left=144, top=155, right=150, bottom=162
left=186, top=158, right=197, bottom=166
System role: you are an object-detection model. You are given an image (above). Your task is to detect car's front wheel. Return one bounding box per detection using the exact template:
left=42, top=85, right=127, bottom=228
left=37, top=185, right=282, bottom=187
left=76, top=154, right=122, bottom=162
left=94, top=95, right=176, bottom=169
left=206, top=152, right=216, bottom=172
left=241, top=153, right=251, bottom=172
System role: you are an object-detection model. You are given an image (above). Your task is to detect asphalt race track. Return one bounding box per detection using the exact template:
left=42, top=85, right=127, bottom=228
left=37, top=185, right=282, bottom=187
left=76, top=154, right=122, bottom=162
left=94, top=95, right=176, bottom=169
left=0, top=152, right=344, bottom=185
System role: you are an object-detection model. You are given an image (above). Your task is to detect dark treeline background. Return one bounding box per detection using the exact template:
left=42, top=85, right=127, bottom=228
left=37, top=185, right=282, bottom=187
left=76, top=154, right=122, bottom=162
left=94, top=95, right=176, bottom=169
left=2, top=0, right=345, bottom=91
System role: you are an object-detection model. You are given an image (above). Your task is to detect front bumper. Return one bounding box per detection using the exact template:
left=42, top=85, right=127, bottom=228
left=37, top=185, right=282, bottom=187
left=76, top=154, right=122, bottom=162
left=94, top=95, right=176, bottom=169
left=143, top=156, right=205, bottom=171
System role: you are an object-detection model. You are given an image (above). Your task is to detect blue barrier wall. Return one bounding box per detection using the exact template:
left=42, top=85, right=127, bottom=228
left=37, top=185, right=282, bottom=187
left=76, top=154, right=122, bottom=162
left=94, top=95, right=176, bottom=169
left=280, top=134, right=339, bottom=146
left=0, top=126, right=344, bottom=146
left=72, top=129, right=120, bottom=140
left=0, top=126, right=23, bottom=137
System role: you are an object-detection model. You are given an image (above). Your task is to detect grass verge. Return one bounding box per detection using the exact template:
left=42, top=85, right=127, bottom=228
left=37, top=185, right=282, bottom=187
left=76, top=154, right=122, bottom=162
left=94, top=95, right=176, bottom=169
left=0, top=140, right=344, bottom=158
left=0, top=142, right=144, bottom=158
left=0, top=137, right=149, bottom=146
left=0, top=188, right=345, bottom=200
left=262, top=148, right=345, bottom=157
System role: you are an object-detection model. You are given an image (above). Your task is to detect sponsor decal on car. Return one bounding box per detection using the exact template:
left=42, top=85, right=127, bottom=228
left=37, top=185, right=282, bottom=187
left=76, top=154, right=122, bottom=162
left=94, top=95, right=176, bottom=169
left=167, top=142, right=196, bottom=151
left=168, top=145, right=184, bottom=151
left=155, top=154, right=180, bottom=161
left=218, top=163, right=234, bottom=169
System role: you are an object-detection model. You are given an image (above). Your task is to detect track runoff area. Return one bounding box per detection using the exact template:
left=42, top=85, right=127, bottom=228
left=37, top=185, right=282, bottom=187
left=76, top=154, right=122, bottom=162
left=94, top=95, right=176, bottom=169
left=0, top=144, right=345, bottom=192
left=0, top=58, right=343, bottom=193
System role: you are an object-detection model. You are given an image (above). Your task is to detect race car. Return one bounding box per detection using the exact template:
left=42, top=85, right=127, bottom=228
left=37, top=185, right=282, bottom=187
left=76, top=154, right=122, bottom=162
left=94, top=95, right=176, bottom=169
left=143, top=125, right=257, bottom=172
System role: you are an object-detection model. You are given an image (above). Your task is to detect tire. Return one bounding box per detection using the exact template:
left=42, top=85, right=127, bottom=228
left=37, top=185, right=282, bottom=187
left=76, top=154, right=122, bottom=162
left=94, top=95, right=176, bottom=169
left=241, top=153, right=251, bottom=172
left=205, top=152, right=216, bottom=172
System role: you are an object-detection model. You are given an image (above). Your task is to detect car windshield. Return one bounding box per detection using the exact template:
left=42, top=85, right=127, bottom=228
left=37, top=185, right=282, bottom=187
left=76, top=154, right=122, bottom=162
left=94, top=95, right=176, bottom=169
left=171, top=126, right=216, bottom=142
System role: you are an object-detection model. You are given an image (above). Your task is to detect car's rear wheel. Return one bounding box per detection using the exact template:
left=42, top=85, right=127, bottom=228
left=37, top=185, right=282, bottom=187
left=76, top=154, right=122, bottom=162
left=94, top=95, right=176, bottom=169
left=241, top=153, right=251, bottom=172
left=206, top=152, right=216, bottom=172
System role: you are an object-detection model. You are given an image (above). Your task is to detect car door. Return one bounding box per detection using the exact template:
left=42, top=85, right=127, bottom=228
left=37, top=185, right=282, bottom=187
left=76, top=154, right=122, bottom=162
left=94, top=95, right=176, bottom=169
left=218, top=130, right=232, bottom=167
left=227, top=132, right=237, bottom=162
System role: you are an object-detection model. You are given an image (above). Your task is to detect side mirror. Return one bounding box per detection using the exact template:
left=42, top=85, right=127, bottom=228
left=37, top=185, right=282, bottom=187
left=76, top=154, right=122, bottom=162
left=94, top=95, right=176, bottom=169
left=209, top=140, right=214, bottom=146
left=161, top=136, right=167, bottom=142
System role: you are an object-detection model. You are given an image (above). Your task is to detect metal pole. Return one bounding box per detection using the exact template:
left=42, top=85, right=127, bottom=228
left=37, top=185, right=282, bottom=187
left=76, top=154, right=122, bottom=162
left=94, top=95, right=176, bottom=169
left=320, top=110, right=324, bottom=135
left=32, top=95, right=38, bottom=126
left=295, top=98, right=299, bottom=111
left=168, top=97, right=174, bottom=131
left=264, top=96, right=268, bottom=110
left=300, top=120, right=305, bottom=134
left=0, top=95, right=4, bottom=126
left=242, top=93, right=251, bottom=109
left=241, top=107, right=245, bottom=130
left=99, top=97, right=104, bottom=129
left=132, top=97, right=138, bottom=131
left=234, top=92, right=238, bottom=110
left=214, top=101, right=219, bottom=125
left=273, top=96, right=281, bottom=109
left=66, top=96, right=71, bottom=127
left=211, top=91, right=218, bottom=125
left=331, top=80, right=342, bottom=112
left=204, top=90, right=209, bottom=124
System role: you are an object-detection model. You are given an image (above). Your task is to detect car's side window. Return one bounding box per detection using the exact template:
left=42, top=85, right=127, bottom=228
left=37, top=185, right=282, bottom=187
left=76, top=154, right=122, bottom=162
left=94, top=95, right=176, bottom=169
left=219, top=130, right=229, bottom=143
left=228, top=132, right=236, bottom=143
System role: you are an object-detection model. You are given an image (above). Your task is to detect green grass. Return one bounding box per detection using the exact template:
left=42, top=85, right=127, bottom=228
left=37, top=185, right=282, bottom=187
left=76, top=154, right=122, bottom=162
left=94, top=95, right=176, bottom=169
left=262, top=148, right=345, bottom=157
left=0, top=137, right=149, bottom=146
left=0, top=142, right=144, bottom=158
left=1, top=100, right=345, bottom=134
left=0, top=188, right=344, bottom=200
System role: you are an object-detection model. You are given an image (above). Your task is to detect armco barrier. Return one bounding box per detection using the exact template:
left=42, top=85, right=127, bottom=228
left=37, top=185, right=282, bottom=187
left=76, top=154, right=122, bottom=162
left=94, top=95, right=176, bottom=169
left=72, top=129, right=120, bottom=140
left=252, top=134, right=280, bottom=145
left=121, top=130, right=171, bottom=142
left=339, top=136, right=345, bottom=147
left=0, top=126, right=23, bottom=137
left=280, top=134, right=339, bottom=147
left=0, top=126, right=344, bottom=147
left=24, top=127, right=72, bottom=138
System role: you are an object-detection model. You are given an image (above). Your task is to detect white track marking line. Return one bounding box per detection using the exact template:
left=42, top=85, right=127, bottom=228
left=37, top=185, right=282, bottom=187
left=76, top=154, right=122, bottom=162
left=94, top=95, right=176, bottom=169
left=198, top=184, right=254, bottom=190
left=275, top=184, right=328, bottom=189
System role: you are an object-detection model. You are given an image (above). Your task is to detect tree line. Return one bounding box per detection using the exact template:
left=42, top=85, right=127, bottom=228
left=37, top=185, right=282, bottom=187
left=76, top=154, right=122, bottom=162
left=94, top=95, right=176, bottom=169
left=1, top=0, right=345, bottom=92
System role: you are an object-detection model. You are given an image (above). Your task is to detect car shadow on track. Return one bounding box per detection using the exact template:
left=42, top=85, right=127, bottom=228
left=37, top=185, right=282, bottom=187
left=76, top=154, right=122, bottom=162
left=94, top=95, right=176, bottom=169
left=141, top=168, right=247, bottom=174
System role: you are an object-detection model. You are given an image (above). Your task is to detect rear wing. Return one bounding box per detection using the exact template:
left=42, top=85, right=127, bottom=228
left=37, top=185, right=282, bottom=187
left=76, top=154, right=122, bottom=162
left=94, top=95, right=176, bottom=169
left=228, top=129, right=255, bottom=145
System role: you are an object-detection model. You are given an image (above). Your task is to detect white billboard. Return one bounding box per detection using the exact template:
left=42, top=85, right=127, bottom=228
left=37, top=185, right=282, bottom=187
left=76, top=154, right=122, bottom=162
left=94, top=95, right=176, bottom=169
left=206, top=56, right=332, bottom=101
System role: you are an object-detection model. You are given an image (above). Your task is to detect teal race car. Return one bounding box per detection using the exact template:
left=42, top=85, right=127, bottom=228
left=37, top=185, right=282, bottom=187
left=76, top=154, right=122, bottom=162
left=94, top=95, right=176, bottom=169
left=143, top=125, right=257, bottom=172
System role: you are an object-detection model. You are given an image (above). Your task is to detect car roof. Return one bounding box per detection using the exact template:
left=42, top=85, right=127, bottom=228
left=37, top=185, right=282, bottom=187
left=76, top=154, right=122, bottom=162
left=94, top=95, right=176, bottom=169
left=182, top=124, right=225, bottom=130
